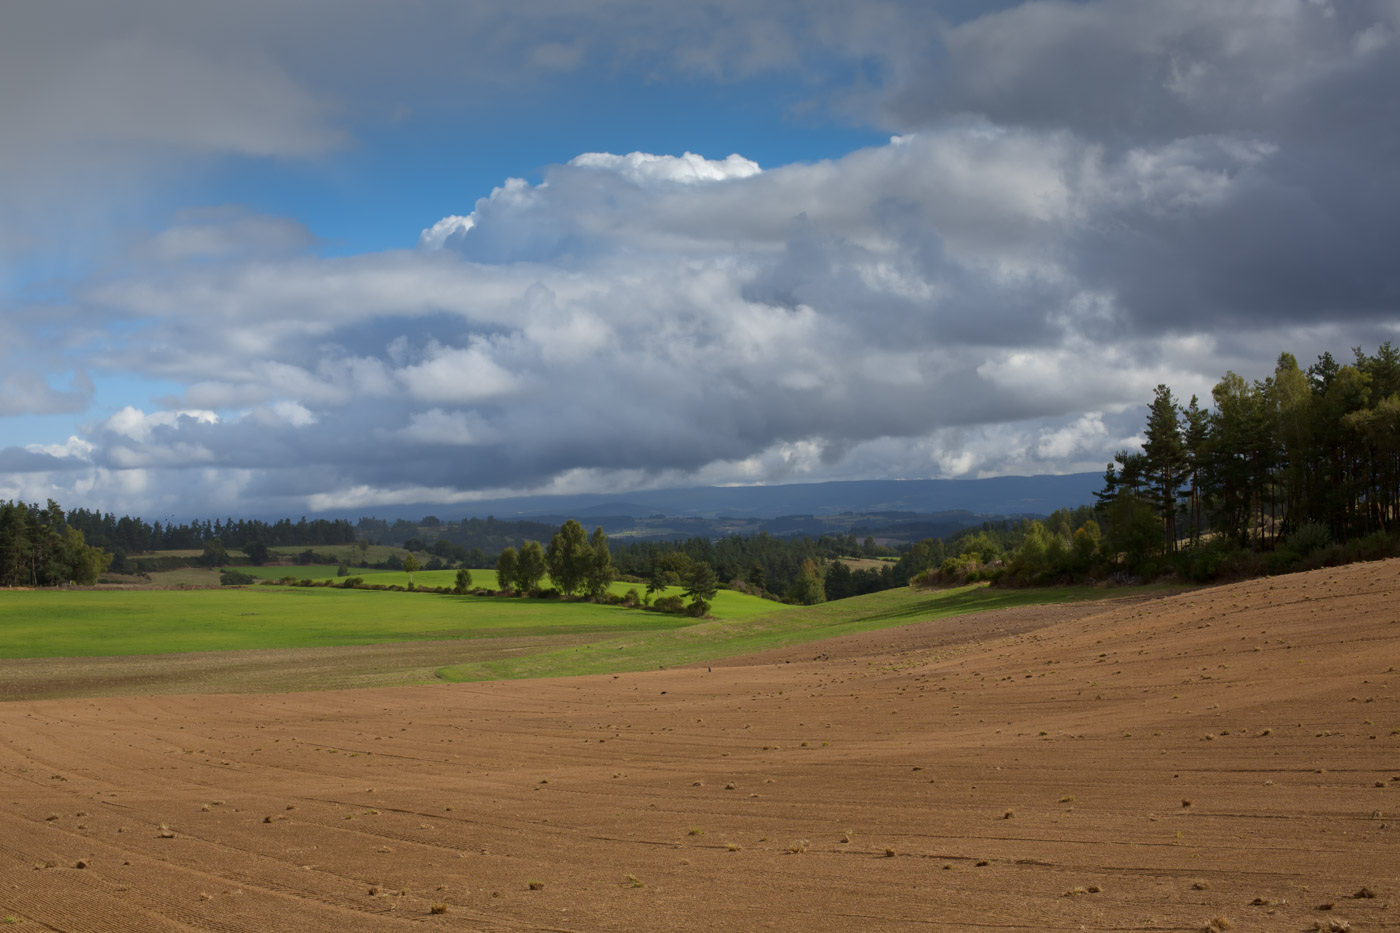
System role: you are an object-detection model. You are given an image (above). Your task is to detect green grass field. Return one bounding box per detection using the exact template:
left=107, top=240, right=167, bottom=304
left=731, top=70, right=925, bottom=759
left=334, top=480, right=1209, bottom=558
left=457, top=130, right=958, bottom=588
left=435, top=583, right=1150, bottom=682
left=224, top=566, right=777, bottom=620
left=0, top=588, right=697, bottom=659
left=2, top=580, right=1175, bottom=692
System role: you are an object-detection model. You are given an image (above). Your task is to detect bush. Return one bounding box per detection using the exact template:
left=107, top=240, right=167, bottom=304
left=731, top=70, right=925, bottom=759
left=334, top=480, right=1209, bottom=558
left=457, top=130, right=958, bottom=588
left=909, top=568, right=940, bottom=589
left=1213, top=547, right=1266, bottom=581
left=621, top=587, right=642, bottom=608
left=1265, top=547, right=1300, bottom=575
left=684, top=598, right=710, bottom=617
left=220, top=570, right=257, bottom=586
left=652, top=594, right=685, bottom=614
left=1285, top=521, right=1332, bottom=558
left=340, top=577, right=363, bottom=588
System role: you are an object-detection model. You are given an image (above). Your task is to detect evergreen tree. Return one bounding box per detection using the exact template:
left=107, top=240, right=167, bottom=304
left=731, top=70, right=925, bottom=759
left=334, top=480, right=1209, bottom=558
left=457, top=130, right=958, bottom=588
left=681, top=560, right=718, bottom=613
left=1182, top=395, right=1210, bottom=546
left=1142, top=384, right=1186, bottom=553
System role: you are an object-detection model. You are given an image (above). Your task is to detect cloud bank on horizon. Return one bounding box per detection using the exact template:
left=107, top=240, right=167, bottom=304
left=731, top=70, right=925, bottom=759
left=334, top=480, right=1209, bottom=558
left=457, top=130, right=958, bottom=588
left=2, top=0, right=1398, bottom=517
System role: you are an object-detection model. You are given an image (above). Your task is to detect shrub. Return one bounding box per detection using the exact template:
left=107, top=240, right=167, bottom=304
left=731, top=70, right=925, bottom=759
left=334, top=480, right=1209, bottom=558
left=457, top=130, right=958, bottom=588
left=1265, top=548, right=1300, bottom=575
left=219, top=570, right=257, bottom=586
left=620, top=587, right=642, bottom=608
left=652, top=595, right=685, bottom=614
left=340, top=576, right=363, bottom=589
left=684, top=598, right=710, bottom=617
left=1285, top=521, right=1332, bottom=558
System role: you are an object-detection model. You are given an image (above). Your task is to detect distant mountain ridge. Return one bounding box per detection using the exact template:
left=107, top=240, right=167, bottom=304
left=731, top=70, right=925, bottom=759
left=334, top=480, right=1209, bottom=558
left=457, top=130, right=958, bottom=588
left=437, top=473, right=1103, bottom=522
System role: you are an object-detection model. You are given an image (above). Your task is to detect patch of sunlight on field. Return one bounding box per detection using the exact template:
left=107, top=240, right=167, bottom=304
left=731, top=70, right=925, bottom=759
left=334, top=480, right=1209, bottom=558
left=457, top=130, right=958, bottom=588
left=0, top=588, right=694, bottom=659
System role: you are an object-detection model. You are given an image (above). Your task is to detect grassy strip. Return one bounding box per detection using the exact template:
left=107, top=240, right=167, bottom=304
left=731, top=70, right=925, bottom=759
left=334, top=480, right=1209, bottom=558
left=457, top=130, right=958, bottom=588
left=234, top=567, right=778, bottom=619
left=436, top=583, right=1159, bottom=682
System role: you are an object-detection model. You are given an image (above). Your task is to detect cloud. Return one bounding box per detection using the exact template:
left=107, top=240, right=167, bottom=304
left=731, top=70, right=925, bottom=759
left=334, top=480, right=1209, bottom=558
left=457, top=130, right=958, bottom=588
left=398, top=340, right=523, bottom=402
left=568, top=151, right=761, bottom=185
left=7, top=1, right=1399, bottom=515
left=136, top=208, right=316, bottom=264
left=0, top=370, right=94, bottom=416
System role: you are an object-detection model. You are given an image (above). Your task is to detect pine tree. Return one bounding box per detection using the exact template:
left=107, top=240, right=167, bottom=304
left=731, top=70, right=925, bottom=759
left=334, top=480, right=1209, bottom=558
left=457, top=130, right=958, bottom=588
left=1182, top=395, right=1210, bottom=546
left=1142, top=385, right=1186, bottom=553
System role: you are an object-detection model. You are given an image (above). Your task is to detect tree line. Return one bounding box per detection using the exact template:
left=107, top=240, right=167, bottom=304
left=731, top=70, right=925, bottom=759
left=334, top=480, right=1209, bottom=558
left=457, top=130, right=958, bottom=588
left=0, top=500, right=113, bottom=587
left=65, top=510, right=356, bottom=556
left=1093, top=343, right=1400, bottom=571
left=911, top=343, right=1400, bottom=588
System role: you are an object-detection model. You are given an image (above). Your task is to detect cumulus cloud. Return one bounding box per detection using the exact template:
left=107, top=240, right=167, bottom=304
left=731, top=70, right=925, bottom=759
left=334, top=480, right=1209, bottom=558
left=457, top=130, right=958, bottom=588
left=568, top=151, right=762, bottom=185
left=6, top=1, right=1398, bottom=515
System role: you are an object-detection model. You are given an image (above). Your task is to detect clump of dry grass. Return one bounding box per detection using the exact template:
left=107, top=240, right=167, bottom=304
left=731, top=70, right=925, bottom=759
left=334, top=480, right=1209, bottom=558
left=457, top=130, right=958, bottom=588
left=527, top=880, right=544, bottom=891
left=429, top=903, right=447, bottom=915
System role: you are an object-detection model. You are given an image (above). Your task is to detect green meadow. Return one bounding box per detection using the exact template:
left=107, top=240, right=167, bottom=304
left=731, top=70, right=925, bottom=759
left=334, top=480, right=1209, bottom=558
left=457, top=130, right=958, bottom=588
left=0, top=587, right=697, bottom=659
left=1, top=581, right=1158, bottom=679
left=435, top=583, right=1148, bottom=682
left=225, top=566, right=776, bottom=619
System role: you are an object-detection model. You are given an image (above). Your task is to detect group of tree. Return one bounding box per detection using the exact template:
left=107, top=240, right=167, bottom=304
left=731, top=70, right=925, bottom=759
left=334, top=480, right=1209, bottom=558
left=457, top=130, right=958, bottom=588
left=494, top=520, right=615, bottom=598
left=610, top=533, right=835, bottom=604
left=0, top=499, right=113, bottom=587
left=1087, top=344, right=1400, bottom=575
left=905, top=343, right=1400, bottom=588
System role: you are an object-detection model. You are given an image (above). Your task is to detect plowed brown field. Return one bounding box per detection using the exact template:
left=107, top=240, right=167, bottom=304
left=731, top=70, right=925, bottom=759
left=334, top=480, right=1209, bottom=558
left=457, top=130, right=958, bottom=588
left=2, top=560, right=1398, bottom=931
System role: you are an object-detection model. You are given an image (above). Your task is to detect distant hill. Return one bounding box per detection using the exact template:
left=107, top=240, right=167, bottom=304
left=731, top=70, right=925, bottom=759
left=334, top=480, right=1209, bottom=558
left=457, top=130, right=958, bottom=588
left=438, top=474, right=1103, bottom=521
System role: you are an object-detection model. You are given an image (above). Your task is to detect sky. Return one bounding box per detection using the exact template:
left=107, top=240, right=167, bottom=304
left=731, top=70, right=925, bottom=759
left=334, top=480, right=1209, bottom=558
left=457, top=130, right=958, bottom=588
left=2, top=0, right=1399, bottom=519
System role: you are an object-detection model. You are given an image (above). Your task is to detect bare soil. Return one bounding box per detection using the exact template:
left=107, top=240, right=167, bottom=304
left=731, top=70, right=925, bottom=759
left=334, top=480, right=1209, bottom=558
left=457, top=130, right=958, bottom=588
left=2, top=560, right=1397, bottom=931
